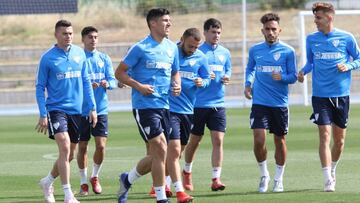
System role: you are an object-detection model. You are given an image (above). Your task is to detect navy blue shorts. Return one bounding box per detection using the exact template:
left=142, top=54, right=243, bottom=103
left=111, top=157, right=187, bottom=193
left=47, top=110, right=81, bottom=143
left=191, top=107, right=226, bottom=136
left=311, top=96, right=349, bottom=129
left=169, top=112, right=193, bottom=145
left=132, top=109, right=171, bottom=142
left=250, top=104, right=289, bottom=136
left=80, top=115, right=108, bottom=141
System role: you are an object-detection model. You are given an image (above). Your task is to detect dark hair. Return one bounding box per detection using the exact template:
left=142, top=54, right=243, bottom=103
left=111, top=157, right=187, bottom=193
left=203, top=18, right=222, bottom=31
left=81, top=26, right=98, bottom=37
left=260, top=13, right=280, bottom=24
left=55, top=19, right=72, bottom=31
left=182, top=28, right=201, bottom=41
left=312, top=2, right=335, bottom=14
left=146, top=8, right=170, bottom=28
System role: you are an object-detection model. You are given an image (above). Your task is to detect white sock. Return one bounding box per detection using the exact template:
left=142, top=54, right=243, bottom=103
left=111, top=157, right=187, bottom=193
left=154, top=186, right=167, bottom=201
left=128, top=167, right=141, bottom=184
left=62, top=184, right=73, bottom=199
left=91, top=163, right=102, bottom=178
left=331, top=161, right=339, bottom=176
left=212, top=167, right=222, bottom=179
left=258, top=160, right=270, bottom=177
left=166, top=175, right=172, bottom=188
left=183, top=162, right=193, bottom=173
left=322, top=166, right=332, bottom=183
left=274, top=164, right=285, bottom=181
left=173, top=181, right=184, bottom=192
left=44, top=172, right=56, bottom=186
left=79, top=168, right=88, bottom=185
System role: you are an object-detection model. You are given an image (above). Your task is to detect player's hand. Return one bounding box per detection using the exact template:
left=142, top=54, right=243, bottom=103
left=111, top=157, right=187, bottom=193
left=92, top=82, right=99, bottom=89
left=117, top=81, right=128, bottom=88
left=172, top=81, right=181, bottom=96
left=244, top=86, right=252, bottom=100
left=35, top=117, right=48, bottom=135
left=194, top=77, right=203, bottom=87
left=222, top=75, right=230, bottom=85
left=210, top=71, right=216, bottom=80
left=272, top=71, right=282, bottom=81
left=89, top=110, right=97, bottom=128
left=139, top=84, right=155, bottom=96
left=337, top=64, right=348, bottom=72
left=100, top=80, right=109, bottom=88
left=297, top=71, right=304, bottom=83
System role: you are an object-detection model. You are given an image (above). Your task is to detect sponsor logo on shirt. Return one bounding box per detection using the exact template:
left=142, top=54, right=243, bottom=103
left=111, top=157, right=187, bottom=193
left=56, top=71, right=81, bottom=80
left=209, top=64, right=223, bottom=72
left=179, top=71, right=195, bottom=79
left=146, top=60, right=172, bottom=69
left=256, top=65, right=282, bottom=72
left=314, top=52, right=342, bottom=60
left=90, top=73, right=105, bottom=81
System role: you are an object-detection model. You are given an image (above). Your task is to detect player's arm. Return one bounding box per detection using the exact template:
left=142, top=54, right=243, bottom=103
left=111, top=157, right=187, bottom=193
left=100, top=54, right=117, bottom=89
left=171, top=47, right=181, bottom=96
left=82, top=60, right=97, bottom=128
left=195, top=56, right=211, bottom=88
left=298, top=37, right=313, bottom=82
left=115, top=62, right=154, bottom=95
left=244, top=48, right=255, bottom=99
left=338, top=34, right=360, bottom=72
left=222, top=51, right=232, bottom=85
left=277, top=49, right=297, bottom=84
left=35, top=56, right=49, bottom=134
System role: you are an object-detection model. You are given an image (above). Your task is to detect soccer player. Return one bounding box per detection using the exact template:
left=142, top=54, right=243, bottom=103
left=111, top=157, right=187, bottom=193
left=77, top=26, right=116, bottom=195
left=183, top=18, right=231, bottom=192
left=115, top=8, right=181, bottom=203
left=244, top=13, right=297, bottom=193
left=156, top=27, right=211, bottom=202
left=35, top=20, right=97, bottom=203
left=298, top=2, right=360, bottom=192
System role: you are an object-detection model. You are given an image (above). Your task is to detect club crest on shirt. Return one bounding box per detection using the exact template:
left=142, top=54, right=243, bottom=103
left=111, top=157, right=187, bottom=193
left=73, top=56, right=81, bottom=63
left=98, top=60, right=104, bottom=68
left=218, top=55, right=225, bottom=62
left=332, top=39, right=340, bottom=47
left=273, top=52, right=281, bottom=61
left=189, top=59, right=196, bottom=67
left=167, top=49, right=174, bottom=57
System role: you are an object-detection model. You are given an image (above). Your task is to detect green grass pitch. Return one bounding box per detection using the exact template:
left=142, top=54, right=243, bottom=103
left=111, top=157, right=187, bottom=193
left=1, top=105, right=360, bottom=202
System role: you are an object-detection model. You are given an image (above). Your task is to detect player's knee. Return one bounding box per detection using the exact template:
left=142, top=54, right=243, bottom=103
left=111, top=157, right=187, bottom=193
left=254, top=136, right=265, bottom=146
left=334, top=138, right=345, bottom=148
left=96, top=144, right=106, bottom=152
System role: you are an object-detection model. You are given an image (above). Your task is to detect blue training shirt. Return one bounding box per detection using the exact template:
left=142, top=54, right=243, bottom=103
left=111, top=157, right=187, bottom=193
left=122, top=35, right=179, bottom=109
left=245, top=41, right=297, bottom=107
left=195, top=42, right=232, bottom=108
left=169, top=46, right=211, bottom=114
left=82, top=50, right=116, bottom=116
left=36, top=44, right=96, bottom=118
left=301, top=28, right=360, bottom=97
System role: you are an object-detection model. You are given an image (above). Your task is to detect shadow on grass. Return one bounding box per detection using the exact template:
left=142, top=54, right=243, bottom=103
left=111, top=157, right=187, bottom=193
left=0, top=189, right=321, bottom=202
left=182, top=188, right=320, bottom=198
